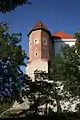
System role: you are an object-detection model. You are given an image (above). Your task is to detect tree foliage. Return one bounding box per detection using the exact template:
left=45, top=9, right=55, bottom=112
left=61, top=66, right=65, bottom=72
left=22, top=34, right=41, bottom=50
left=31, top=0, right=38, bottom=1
left=54, top=45, right=80, bottom=97
left=23, top=70, right=70, bottom=115
left=50, top=31, right=80, bottom=111
left=0, top=21, right=27, bottom=104
left=0, top=0, right=31, bottom=13
left=75, top=30, right=80, bottom=55
left=24, top=70, right=54, bottom=115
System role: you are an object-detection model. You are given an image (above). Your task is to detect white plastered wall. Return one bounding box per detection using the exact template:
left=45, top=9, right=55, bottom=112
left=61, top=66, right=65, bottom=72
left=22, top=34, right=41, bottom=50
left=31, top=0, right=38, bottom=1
left=54, top=39, right=76, bottom=54
left=26, top=59, right=48, bottom=81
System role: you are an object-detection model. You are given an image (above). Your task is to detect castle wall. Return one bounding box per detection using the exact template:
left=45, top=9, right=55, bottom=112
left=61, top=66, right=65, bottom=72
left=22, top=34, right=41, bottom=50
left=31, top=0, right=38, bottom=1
left=29, top=30, right=42, bottom=61
left=41, top=30, right=52, bottom=60
left=53, top=39, right=76, bottom=54
left=26, top=59, right=48, bottom=81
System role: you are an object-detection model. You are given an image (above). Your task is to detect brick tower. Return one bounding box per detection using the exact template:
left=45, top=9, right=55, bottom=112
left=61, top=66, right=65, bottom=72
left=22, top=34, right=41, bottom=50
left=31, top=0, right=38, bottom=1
left=26, top=21, right=53, bottom=80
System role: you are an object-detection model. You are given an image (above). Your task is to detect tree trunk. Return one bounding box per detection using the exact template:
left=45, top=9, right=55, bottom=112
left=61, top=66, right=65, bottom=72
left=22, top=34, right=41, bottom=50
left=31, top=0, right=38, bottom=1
left=53, top=86, right=62, bottom=112
left=56, top=98, right=62, bottom=112
left=44, top=103, right=47, bottom=115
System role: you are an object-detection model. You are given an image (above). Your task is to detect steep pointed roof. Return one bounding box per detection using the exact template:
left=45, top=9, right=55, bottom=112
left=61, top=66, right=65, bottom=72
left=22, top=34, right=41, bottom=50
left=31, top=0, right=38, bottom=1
left=28, top=21, right=51, bottom=37
left=52, top=31, right=75, bottom=39
left=32, top=21, right=48, bottom=30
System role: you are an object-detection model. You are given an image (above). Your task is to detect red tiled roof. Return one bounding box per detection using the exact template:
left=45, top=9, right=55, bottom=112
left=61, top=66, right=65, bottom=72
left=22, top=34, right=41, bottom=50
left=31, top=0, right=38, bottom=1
left=28, top=21, right=51, bottom=37
left=52, top=31, right=75, bottom=39
left=32, top=21, right=48, bottom=30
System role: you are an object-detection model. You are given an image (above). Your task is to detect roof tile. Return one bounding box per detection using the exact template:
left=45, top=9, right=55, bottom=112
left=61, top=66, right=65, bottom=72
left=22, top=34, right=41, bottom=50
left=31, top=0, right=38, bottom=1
left=52, top=31, right=75, bottom=39
left=32, top=21, right=48, bottom=30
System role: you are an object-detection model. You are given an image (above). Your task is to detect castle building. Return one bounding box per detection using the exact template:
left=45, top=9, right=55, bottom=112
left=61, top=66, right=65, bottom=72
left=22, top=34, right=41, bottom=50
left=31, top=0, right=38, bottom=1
left=13, top=21, right=77, bottom=111
left=26, top=21, right=76, bottom=80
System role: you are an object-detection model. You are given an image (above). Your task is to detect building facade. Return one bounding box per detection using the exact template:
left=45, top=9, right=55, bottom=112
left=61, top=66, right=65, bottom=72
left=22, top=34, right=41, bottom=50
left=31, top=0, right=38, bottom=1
left=26, top=21, right=76, bottom=80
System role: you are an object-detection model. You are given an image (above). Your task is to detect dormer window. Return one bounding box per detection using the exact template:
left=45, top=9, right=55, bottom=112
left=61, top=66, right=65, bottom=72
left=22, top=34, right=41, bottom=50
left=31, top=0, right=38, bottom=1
left=43, top=40, right=47, bottom=45
left=34, top=40, right=38, bottom=44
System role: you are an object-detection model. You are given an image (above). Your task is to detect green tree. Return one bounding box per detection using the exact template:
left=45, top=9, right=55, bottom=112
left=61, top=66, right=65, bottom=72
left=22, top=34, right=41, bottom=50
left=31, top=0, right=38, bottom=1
left=25, top=70, right=54, bottom=115
left=54, top=45, right=80, bottom=97
left=0, top=21, right=29, bottom=117
left=25, top=70, right=69, bottom=115
left=0, top=0, right=31, bottom=13
left=51, top=36, right=80, bottom=111
left=75, top=30, right=80, bottom=55
left=50, top=51, right=77, bottom=111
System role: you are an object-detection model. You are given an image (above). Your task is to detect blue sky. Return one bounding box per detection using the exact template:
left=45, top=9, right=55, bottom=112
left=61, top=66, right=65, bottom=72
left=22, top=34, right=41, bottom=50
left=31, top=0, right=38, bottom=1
left=0, top=0, right=80, bottom=71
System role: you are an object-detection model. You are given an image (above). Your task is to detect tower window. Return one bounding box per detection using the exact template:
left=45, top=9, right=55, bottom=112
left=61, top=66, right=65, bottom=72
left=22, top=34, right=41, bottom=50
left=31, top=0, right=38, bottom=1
left=35, top=52, right=38, bottom=57
left=34, top=40, right=38, bottom=44
left=36, top=53, right=37, bottom=56
left=43, top=40, right=47, bottom=45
